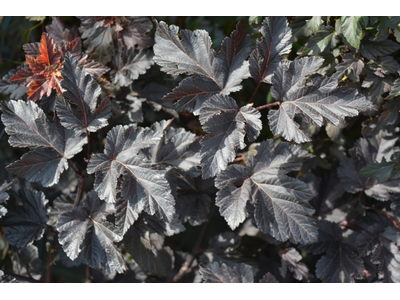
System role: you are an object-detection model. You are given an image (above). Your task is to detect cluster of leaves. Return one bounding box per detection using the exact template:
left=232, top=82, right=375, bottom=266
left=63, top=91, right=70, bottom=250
left=0, top=15, right=400, bottom=283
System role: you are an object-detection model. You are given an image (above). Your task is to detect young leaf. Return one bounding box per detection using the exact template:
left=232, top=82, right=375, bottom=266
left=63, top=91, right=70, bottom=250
left=249, top=16, right=292, bottom=84
left=0, top=188, right=48, bottom=248
left=87, top=125, right=176, bottom=223
left=1, top=100, right=86, bottom=187
left=154, top=21, right=251, bottom=114
left=9, top=33, right=64, bottom=101
left=57, top=52, right=111, bottom=133
left=215, top=140, right=318, bottom=244
left=199, top=261, right=254, bottom=283
left=268, top=57, right=374, bottom=143
left=57, top=190, right=126, bottom=274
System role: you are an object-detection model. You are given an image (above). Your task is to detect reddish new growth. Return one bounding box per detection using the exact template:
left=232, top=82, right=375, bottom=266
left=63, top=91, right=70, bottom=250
left=9, top=32, right=81, bottom=101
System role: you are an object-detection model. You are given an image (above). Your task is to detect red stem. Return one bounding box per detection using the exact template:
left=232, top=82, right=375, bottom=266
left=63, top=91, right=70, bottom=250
left=255, top=102, right=280, bottom=110
left=345, top=190, right=364, bottom=222
left=73, top=170, right=88, bottom=208
left=68, top=161, right=81, bottom=178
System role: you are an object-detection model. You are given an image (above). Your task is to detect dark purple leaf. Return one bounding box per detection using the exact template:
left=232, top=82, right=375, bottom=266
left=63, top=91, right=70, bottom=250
left=111, top=48, right=154, bottom=87
left=269, top=57, right=374, bottom=143
left=87, top=125, right=175, bottom=223
left=216, top=140, right=317, bottom=244
left=199, top=94, right=261, bottom=178
left=57, top=190, right=126, bottom=274
left=249, top=16, right=292, bottom=84
left=337, top=132, right=400, bottom=201
left=1, top=100, right=86, bottom=187
left=154, top=21, right=251, bottom=114
left=199, top=261, right=254, bottom=283
left=0, top=188, right=48, bottom=248
left=58, top=52, right=111, bottom=133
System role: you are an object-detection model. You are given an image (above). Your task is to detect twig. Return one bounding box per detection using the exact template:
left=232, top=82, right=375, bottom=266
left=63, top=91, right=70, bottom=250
left=255, top=102, right=280, bottom=111
left=233, top=156, right=244, bottom=162
left=172, top=205, right=216, bottom=282
left=0, top=242, right=9, bottom=270
left=248, top=81, right=262, bottom=104
left=68, top=161, right=81, bottom=178
left=85, top=265, right=91, bottom=283
left=45, top=239, right=54, bottom=283
left=74, top=170, right=88, bottom=208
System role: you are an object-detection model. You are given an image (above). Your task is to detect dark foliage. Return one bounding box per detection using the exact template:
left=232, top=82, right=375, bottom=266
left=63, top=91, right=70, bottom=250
left=0, top=15, right=400, bottom=283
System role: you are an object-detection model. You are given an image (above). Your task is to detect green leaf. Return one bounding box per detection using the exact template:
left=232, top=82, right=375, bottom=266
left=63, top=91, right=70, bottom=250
left=341, top=16, right=363, bottom=49
left=358, top=157, right=394, bottom=182
left=375, top=17, right=390, bottom=41
left=389, top=78, right=400, bottom=99
left=307, top=17, right=323, bottom=34
left=302, top=26, right=340, bottom=55
left=394, top=24, right=400, bottom=43
left=25, top=16, right=45, bottom=22
left=249, top=16, right=263, bottom=25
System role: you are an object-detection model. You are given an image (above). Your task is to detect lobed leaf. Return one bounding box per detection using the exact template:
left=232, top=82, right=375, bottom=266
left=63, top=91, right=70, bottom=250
left=0, top=188, right=48, bottom=248
left=154, top=21, right=251, bottom=114
left=199, top=261, right=254, bottom=283
left=268, top=57, right=374, bottom=143
left=57, top=53, right=111, bottom=133
left=337, top=132, right=400, bottom=201
left=57, top=191, right=126, bottom=274
left=249, top=16, right=292, bottom=84
left=87, top=125, right=175, bottom=226
left=215, top=140, right=318, bottom=244
left=1, top=100, right=86, bottom=187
